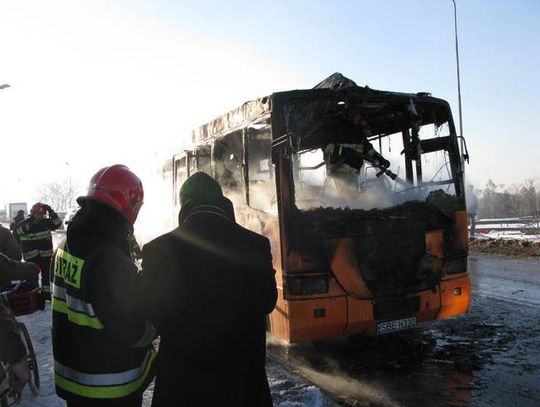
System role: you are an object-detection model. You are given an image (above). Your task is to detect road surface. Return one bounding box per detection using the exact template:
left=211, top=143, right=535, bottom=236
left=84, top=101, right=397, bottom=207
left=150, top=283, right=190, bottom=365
left=270, top=253, right=540, bottom=406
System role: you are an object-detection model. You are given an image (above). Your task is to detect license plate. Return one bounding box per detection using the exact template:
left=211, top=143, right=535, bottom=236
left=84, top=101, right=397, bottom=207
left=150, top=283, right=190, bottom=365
left=376, top=316, right=417, bottom=335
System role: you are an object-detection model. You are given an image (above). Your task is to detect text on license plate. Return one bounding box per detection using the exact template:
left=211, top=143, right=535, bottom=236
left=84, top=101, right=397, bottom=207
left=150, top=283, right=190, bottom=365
left=376, top=317, right=417, bottom=335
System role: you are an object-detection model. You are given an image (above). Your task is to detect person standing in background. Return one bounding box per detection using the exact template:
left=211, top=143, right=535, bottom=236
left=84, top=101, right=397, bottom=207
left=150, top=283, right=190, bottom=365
left=466, top=185, right=478, bottom=237
left=16, top=203, right=62, bottom=297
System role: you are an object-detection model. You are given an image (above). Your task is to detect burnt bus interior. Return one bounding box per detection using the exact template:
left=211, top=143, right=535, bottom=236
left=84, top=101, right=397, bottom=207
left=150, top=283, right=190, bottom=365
left=173, top=74, right=470, bottom=341
left=278, top=90, right=468, bottom=300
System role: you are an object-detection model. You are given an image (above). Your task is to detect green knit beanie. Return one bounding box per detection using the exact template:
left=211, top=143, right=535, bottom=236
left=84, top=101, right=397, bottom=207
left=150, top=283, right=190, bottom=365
left=179, top=172, right=224, bottom=208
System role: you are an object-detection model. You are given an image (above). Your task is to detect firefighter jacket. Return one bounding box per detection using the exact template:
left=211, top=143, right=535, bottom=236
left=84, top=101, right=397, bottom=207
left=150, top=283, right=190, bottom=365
left=324, top=139, right=389, bottom=179
left=320, top=117, right=389, bottom=179
left=140, top=199, right=277, bottom=406
left=16, top=211, right=61, bottom=263
left=51, top=201, right=156, bottom=403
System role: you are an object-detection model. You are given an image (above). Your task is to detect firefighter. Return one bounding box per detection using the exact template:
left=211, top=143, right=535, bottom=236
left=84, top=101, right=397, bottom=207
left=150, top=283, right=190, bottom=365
left=51, top=164, right=156, bottom=407
left=323, top=104, right=390, bottom=193
left=16, top=202, right=62, bottom=296
left=140, top=172, right=277, bottom=406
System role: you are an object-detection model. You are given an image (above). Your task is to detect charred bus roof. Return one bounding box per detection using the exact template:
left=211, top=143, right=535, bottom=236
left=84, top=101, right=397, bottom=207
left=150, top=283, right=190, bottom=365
left=190, top=73, right=455, bottom=147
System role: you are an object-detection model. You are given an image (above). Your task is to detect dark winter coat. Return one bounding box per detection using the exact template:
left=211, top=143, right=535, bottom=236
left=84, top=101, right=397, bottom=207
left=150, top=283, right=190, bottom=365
left=0, top=252, right=38, bottom=364
left=0, top=224, right=22, bottom=261
left=0, top=252, right=38, bottom=287
left=0, top=304, right=25, bottom=364
left=51, top=200, right=156, bottom=404
left=140, top=203, right=277, bottom=406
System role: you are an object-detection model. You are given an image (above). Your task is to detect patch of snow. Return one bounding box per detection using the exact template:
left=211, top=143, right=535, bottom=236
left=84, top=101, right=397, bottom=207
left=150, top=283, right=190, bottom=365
left=15, top=303, right=64, bottom=406
left=475, top=231, right=540, bottom=241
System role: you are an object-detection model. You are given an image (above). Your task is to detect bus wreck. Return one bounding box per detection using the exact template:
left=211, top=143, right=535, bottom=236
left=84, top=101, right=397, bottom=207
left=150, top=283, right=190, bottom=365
left=171, top=73, right=471, bottom=343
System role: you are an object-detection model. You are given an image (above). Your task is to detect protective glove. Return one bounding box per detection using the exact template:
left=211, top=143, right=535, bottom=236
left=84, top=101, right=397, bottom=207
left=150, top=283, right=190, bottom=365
left=42, top=204, right=52, bottom=213
left=8, top=357, right=30, bottom=393
left=381, top=158, right=391, bottom=168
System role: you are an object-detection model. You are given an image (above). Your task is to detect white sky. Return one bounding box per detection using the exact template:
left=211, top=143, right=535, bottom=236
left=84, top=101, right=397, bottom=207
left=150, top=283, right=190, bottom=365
left=1, top=0, right=539, bottom=213
left=0, top=0, right=301, bottom=206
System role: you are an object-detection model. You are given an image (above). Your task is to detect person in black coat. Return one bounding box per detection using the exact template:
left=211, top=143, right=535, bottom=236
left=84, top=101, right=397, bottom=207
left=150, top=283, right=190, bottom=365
left=0, top=303, right=29, bottom=395
left=0, top=224, right=21, bottom=260
left=0, top=252, right=40, bottom=395
left=140, top=172, right=277, bottom=407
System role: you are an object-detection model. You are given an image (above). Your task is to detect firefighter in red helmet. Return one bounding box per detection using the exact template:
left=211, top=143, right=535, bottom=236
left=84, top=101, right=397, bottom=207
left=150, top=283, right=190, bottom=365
left=16, top=202, right=62, bottom=296
left=51, top=164, right=156, bottom=407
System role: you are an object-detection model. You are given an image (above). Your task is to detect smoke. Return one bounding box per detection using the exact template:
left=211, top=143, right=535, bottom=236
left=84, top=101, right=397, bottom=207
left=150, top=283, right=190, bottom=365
left=297, top=365, right=399, bottom=407
left=133, top=157, right=175, bottom=246
left=296, top=170, right=434, bottom=212
left=267, top=338, right=400, bottom=407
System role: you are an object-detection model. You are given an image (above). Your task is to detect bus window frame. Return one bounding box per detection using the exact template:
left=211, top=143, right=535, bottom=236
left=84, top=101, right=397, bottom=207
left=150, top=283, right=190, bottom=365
left=245, top=122, right=276, bottom=213
left=212, top=130, right=246, bottom=204
left=173, top=151, right=190, bottom=207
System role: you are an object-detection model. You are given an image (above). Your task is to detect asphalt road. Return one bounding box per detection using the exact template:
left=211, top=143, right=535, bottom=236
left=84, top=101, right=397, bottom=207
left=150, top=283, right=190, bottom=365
left=270, top=253, right=540, bottom=407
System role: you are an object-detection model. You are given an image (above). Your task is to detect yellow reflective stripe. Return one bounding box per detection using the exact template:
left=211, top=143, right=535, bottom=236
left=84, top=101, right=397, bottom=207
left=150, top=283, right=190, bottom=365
left=52, top=297, right=104, bottom=329
left=42, top=286, right=51, bottom=294
left=40, top=249, right=53, bottom=257
left=52, top=284, right=99, bottom=317
left=19, top=231, right=51, bottom=241
left=55, top=349, right=157, bottom=399
left=23, top=250, right=39, bottom=260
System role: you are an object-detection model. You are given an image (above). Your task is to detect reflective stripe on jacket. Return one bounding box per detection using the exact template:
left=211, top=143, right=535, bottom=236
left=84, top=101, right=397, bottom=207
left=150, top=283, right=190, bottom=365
left=54, top=348, right=157, bottom=399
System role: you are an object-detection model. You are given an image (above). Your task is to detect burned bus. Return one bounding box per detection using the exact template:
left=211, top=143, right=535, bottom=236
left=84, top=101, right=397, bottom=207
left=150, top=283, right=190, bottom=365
left=171, top=73, right=471, bottom=343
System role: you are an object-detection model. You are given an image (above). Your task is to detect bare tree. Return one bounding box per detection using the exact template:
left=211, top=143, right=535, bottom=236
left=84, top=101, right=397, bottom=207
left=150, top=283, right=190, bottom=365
left=521, top=179, right=539, bottom=218
left=35, top=178, right=79, bottom=212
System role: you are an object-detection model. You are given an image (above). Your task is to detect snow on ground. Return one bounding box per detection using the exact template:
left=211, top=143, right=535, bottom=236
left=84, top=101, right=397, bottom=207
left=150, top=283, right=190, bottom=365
left=14, top=303, right=332, bottom=406
left=475, top=230, right=540, bottom=241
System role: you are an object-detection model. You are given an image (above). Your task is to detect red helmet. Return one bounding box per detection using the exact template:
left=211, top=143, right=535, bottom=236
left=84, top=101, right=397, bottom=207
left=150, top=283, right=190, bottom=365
left=31, top=203, right=45, bottom=215
left=85, top=164, right=144, bottom=224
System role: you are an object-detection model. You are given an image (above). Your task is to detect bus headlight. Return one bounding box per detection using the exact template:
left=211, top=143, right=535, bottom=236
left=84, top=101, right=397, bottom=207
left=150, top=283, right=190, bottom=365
left=287, top=275, right=328, bottom=295
left=445, top=256, right=468, bottom=274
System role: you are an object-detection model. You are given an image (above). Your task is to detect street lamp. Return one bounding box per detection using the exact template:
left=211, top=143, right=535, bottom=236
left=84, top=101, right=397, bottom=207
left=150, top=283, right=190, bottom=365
left=450, top=1, right=466, bottom=160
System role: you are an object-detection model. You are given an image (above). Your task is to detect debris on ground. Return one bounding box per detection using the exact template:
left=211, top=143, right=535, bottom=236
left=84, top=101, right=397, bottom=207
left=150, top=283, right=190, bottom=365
left=469, top=237, right=540, bottom=258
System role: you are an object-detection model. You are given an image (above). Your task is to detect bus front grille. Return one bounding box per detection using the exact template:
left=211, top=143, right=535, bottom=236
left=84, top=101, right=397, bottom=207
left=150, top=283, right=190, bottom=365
left=373, top=296, right=421, bottom=321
